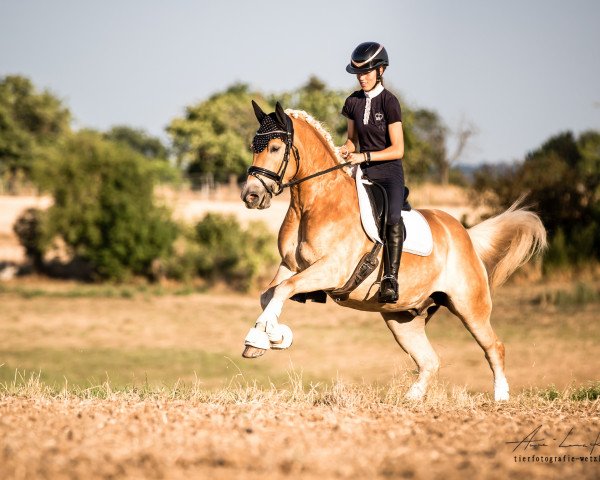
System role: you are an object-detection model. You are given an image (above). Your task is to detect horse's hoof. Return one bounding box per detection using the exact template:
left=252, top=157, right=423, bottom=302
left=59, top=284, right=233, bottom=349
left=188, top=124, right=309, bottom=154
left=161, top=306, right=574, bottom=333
left=242, top=346, right=267, bottom=358
left=269, top=324, right=293, bottom=350
left=404, top=384, right=426, bottom=401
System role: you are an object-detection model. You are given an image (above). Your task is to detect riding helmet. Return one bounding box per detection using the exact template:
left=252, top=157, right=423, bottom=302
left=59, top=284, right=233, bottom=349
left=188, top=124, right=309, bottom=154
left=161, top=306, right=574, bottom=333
left=346, top=42, right=389, bottom=74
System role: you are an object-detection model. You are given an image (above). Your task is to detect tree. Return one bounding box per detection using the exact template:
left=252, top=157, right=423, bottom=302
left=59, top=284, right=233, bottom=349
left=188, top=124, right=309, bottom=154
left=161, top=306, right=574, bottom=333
left=473, top=130, right=600, bottom=266
left=402, top=108, right=445, bottom=181
left=167, top=83, right=270, bottom=184
left=0, top=75, right=70, bottom=191
left=402, top=108, right=475, bottom=184
left=168, top=78, right=462, bottom=186
left=105, top=125, right=168, bottom=160
left=32, top=131, right=177, bottom=280
left=276, top=76, right=348, bottom=145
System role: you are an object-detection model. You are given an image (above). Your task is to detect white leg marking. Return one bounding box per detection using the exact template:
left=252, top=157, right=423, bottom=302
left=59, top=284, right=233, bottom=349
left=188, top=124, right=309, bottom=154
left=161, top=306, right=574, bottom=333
left=494, top=377, right=510, bottom=401
left=256, top=298, right=285, bottom=342
left=405, top=382, right=427, bottom=401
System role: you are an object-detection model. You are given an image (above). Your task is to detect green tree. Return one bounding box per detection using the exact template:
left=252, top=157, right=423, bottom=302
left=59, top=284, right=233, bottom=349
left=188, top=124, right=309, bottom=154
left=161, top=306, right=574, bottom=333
left=473, top=130, right=600, bottom=266
left=0, top=75, right=70, bottom=191
left=167, top=83, right=270, bottom=184
left=105, top=125, right=168, bottom=160
left=402, top=108, right=445, bottom=181
left=168, top=78, right=461, bottom=186
left=32, top=131, right=177, bottom=280
left=276, top=76, right=348, bottom=145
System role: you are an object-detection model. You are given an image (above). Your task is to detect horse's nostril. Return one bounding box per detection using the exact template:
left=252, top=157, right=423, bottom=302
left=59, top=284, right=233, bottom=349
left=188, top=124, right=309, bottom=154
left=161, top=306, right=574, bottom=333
left=246, top=193, right=259, bottom=203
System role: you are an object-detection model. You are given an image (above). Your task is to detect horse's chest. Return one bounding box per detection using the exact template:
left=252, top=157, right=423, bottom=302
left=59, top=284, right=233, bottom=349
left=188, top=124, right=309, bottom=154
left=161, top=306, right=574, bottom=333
left=297, top=240, right=320, bottom=268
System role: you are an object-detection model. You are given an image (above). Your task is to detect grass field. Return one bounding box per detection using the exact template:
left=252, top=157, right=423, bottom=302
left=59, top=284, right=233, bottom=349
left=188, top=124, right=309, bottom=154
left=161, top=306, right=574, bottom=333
left=0, top=278, right=599, bottom=479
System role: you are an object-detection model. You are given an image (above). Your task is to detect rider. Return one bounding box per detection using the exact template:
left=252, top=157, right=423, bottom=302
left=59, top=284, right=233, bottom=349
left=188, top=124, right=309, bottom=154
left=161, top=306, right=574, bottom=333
left=339, top=41, right=406, bottom=304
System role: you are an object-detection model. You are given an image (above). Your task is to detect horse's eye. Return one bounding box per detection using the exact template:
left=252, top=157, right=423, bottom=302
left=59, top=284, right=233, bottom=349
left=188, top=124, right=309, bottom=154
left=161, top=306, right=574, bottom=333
left=270, top=145, right=281, bottom=153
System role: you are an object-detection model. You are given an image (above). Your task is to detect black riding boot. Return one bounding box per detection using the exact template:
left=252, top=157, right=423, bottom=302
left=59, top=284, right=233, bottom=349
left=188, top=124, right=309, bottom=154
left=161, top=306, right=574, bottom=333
left=378, top=220, right=404, bottom=303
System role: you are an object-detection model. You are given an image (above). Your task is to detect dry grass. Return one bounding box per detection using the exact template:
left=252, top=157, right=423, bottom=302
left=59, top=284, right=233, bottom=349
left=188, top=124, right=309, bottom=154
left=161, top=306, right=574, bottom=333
left=1, top=373, right=598, bottom=480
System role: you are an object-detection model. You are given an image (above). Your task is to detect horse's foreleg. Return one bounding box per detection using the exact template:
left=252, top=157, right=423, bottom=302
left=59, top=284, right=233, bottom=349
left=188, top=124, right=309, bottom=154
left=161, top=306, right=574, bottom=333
left=243, top=260, right=343, bottom=358
left=260, top=263, right=294, bottom=309
left=382, top=310, right=440, bottom=401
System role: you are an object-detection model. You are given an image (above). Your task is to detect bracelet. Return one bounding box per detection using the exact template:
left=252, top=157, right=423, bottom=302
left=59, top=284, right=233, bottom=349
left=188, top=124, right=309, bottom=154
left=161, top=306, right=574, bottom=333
left=363, top=153, right=367, bottom=163
left=366, top=152, right=371, bottom=163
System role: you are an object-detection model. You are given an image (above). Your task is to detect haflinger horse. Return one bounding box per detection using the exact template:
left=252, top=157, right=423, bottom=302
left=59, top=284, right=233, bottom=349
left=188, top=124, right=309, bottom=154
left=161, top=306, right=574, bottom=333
left=241, top=101, right=546, bottom=402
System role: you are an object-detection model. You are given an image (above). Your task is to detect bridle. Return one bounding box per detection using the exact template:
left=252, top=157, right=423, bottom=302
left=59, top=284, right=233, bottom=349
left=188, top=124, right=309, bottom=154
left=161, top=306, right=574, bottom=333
left=247, top=119, right=299, bottom=197
left=247, top=116, right=350, bottom=197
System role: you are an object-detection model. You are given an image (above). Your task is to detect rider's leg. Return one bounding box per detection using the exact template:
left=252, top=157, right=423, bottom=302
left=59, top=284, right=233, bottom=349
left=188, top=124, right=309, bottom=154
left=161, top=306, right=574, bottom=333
left=374, top=167, right=406, bottom=303
left=379, top=219, right=404, bottom=303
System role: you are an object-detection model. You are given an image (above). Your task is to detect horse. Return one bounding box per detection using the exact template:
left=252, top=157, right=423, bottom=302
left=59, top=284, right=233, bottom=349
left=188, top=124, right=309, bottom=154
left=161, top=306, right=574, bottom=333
left=240, top=102, right=546, bottom=401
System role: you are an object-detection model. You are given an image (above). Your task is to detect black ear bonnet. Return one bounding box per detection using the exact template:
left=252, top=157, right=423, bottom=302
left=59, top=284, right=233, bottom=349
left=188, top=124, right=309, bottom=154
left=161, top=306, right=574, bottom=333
left=251, top=101, right=294, bottom=153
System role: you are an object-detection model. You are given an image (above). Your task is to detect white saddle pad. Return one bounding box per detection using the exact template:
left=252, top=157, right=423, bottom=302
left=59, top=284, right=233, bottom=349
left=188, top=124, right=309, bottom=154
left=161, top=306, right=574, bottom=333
left=354, top=166, right=433, bottom=256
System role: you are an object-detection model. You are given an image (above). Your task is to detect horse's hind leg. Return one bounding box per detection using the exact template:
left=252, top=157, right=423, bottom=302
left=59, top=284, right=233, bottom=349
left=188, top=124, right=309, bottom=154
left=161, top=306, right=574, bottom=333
left=447, top=291, right=509, bottom=401
left=383, top=309, right=440, bottom=401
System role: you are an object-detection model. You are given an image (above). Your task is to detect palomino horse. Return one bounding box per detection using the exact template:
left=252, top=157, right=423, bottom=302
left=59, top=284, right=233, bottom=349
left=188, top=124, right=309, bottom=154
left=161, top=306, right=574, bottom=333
left=241, top=102, right=546, bottom=401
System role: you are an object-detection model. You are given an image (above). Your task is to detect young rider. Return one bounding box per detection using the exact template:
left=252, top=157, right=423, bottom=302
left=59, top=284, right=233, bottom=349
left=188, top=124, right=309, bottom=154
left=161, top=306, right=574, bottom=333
left=339, top=41, right=406, bottom=303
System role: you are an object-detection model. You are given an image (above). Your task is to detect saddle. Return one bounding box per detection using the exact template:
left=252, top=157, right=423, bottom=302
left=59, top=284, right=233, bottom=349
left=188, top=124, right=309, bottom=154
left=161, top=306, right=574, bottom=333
left=291, top=174, right=411, bottom=304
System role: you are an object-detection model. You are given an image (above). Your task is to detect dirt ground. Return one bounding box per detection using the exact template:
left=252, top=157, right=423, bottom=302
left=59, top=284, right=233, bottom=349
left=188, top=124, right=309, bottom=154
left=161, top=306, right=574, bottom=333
left=1, top=386, right=598, bottom=480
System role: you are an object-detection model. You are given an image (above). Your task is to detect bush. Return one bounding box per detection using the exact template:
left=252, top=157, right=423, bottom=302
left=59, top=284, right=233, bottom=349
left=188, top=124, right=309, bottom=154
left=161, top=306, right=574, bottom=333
left=165, top=213, right=277, bottom=291
left=32, top=131, right=177, bottom=281
left=13, top=207, right=45, bottom=270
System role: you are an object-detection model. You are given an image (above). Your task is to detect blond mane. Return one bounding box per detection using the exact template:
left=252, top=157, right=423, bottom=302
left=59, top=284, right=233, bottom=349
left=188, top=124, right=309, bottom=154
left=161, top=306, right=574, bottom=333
left=285, top=109, right=352, bottom=175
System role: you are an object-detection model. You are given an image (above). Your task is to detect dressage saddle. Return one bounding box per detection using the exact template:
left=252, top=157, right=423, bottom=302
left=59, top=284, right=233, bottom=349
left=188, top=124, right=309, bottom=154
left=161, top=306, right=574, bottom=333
left=291, top=181, right=411, bottom=304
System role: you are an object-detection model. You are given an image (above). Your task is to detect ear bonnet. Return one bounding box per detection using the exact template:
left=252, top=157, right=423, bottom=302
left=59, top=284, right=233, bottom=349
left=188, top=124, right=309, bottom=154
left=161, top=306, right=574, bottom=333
left=251, top=114, right=288, bottom=153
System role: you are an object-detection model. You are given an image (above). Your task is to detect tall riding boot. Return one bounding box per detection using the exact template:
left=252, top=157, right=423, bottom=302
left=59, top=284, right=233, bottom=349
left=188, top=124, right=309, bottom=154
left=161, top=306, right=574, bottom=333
left=378, top=220, right=404, bottom=303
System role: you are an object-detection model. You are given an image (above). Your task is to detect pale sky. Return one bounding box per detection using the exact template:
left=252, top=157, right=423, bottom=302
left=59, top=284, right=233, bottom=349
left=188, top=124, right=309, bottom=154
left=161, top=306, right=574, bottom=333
left=1, top=0, right=599, bottom=165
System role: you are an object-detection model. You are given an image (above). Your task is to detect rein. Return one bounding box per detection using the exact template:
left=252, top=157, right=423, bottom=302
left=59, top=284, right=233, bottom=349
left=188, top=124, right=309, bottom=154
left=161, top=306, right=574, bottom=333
left=248, top=119, right=351, bottom=197
left=282, top=161, right=351, bottom=189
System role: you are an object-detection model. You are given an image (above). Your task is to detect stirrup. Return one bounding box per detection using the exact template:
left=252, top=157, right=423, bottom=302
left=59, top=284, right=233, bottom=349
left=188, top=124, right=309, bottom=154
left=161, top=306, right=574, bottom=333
left=378, top=275, right=398, bottom=303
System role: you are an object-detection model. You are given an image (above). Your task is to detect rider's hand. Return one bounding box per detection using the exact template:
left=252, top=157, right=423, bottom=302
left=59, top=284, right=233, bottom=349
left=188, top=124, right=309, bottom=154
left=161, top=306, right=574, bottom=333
left=339, top=145, right=351, bottom=159
left=348, top=153, right=366, bottom=165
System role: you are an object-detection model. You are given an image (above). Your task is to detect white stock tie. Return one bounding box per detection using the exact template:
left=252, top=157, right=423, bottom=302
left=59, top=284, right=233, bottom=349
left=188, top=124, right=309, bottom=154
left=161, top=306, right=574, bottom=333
left=363, top=83, right=384, bottom=125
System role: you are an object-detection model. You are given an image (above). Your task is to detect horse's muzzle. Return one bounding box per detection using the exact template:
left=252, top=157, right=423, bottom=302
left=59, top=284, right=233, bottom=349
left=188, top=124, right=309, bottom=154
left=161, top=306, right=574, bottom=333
left=241, top=182, right=271, bottom=209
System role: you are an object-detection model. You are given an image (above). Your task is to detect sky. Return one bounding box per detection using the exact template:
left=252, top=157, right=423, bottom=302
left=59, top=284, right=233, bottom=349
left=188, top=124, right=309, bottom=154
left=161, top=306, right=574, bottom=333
left=1, top=0, right=599, bottom=165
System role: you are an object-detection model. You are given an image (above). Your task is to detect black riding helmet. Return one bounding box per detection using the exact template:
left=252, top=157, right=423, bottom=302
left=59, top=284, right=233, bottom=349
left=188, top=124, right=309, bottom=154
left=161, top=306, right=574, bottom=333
left=346, top=41, right=389, bottom=74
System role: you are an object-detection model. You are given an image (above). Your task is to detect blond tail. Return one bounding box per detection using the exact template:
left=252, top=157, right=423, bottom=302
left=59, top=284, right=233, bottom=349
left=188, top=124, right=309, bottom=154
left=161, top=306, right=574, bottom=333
left=468, top=201, right=547, bottom=290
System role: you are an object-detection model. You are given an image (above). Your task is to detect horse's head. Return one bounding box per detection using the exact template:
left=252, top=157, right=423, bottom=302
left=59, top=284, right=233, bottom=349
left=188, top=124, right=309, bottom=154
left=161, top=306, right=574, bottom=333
left=241, top=101, right=298, bottom=209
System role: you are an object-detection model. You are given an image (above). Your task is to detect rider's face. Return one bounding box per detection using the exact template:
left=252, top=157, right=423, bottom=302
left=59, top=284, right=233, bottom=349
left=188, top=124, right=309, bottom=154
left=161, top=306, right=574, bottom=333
left=357, top=69, right=378, bottom=91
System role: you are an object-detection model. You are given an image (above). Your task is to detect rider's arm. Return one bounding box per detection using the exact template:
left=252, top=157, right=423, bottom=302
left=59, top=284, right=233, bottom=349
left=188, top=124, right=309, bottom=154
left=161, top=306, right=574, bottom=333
left=340, top=119, right=357, bottom=156
left=369, top=121, right=404, bottom=161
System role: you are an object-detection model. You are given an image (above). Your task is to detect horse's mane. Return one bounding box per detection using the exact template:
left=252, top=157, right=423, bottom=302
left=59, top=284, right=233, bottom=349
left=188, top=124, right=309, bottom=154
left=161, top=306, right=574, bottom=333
left=285, top=109, right=352, bottom=176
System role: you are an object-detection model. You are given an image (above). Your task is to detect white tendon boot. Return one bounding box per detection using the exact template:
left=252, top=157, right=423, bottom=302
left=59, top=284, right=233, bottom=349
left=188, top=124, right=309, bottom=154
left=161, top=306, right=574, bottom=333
left=244, top=299, right=293, bottom=351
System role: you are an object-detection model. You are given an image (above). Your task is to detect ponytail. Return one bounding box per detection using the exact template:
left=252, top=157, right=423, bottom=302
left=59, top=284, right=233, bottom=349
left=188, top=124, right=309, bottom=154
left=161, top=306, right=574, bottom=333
left=376, top=66, right=386, bottom=86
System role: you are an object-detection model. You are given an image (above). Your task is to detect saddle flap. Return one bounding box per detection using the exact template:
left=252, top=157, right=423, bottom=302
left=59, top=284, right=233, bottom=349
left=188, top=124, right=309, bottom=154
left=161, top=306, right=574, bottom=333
left=354, top=166, right=432, bottom=257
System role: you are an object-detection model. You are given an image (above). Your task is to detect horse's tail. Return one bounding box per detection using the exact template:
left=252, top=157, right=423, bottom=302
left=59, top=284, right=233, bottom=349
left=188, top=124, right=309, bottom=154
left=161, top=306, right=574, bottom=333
left=467, top=200, right=547, bottom=291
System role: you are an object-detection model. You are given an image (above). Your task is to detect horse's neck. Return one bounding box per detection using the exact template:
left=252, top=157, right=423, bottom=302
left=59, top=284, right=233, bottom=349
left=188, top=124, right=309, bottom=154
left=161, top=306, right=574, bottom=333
left=291, top=123, right=353, bottom=209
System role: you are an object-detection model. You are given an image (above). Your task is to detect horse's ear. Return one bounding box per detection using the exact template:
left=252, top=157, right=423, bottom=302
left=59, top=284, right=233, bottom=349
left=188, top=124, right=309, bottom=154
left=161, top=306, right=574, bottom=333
left=252, top=100, right=267, bottom=123
left=274, top=102, right=288, bottom=128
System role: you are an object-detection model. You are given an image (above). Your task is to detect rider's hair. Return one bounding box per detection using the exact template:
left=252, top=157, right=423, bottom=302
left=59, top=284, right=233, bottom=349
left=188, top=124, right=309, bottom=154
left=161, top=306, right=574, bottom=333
left=377, top=66, right=386, bottom=86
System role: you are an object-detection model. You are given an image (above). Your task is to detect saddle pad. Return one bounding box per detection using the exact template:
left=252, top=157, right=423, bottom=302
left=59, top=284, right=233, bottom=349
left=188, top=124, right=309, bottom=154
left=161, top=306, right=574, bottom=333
left=355, top=166, right=433, bottom=256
